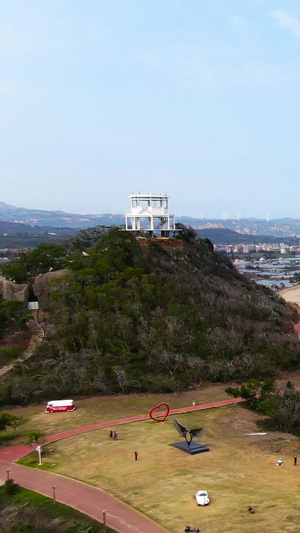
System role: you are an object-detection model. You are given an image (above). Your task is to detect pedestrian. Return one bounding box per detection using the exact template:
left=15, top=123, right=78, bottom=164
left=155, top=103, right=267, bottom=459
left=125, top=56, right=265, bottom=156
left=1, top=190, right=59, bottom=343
left=109, top=430, right=113, bottom=439
left=294, top=456, right=297, bottom=466
left=113, top=431, right=118, bottom=441
left=134, top=451, right=138, bottom=461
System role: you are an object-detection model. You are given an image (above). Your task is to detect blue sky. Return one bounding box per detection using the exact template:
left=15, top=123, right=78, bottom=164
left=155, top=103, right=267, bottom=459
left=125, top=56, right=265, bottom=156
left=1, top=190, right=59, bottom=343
left=1, top=0, right=300, bottom=219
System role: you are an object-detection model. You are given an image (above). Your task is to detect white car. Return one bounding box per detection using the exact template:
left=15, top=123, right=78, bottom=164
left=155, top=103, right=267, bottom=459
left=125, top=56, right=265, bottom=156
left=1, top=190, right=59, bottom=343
left=195, top=490, right=210, bottom=506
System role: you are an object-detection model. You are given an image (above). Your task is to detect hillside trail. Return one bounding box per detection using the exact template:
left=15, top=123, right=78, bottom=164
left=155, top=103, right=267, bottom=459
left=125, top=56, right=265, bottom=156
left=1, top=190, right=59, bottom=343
left=0, top=309, right=44, bottom=377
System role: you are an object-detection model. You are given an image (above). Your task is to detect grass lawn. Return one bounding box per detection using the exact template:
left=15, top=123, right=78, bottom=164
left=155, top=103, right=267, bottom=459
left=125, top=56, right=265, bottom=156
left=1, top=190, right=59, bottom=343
left=18, top=404, right=300, bottom=533
left=0, top=384, right=230, bottom=445
left=2, top=372, right=300, bottom=446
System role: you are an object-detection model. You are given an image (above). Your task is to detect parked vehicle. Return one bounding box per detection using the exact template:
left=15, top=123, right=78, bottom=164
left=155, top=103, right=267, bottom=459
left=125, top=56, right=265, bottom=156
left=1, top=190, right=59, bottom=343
left=195, top=490, right=210, bottom=506
left=45, top=399, right=75, bottom=413
left=185, top=526, right=200, bottom=532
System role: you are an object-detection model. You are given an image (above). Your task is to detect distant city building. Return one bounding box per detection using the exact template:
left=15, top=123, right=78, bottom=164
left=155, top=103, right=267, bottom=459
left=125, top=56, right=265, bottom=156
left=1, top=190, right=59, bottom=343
left=125, top=193, right=175, bottom=236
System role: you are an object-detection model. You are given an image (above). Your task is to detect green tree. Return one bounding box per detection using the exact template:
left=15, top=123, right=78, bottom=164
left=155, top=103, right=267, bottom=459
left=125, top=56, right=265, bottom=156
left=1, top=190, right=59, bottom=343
left=2, top=243, right=66, bottom=283
left=26, top=431, right=45, bottom=445
left=0, top=413, right=24, bottom=432
left=0, top=300, right=31, bottom=339
left=226, top=379, right=300, bottom=433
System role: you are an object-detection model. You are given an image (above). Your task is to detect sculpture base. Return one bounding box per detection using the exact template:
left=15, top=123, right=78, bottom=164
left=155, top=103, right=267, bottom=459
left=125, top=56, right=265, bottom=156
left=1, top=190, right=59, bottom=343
left=170, top=441, right=210, bottom=455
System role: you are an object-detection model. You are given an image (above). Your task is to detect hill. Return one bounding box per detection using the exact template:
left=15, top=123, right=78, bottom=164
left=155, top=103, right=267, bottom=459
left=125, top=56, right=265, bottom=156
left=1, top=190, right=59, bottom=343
left=0, top=221, right=78, bottom=249
left=0, top=221, right=77, bottom=237
left=0, top=227, right=300, bottom=405
left=195, top=228, right=300, bottom=245
left=0, top=201, right=124, bottom=228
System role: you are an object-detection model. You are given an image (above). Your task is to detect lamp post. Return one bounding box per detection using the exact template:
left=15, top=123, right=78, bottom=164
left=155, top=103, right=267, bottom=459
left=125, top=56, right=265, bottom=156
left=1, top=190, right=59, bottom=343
left=6, top=468, right=10, bottom=481
left=52, top=485, right=56, bottom=505
left=36, top=445, right=42, bottom=465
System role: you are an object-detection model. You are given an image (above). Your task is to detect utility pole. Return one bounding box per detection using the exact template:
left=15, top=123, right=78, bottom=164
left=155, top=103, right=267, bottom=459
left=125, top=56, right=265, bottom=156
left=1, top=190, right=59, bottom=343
left=52, top=485, right=56, bottom=505
left=36, top=445, right=42, bottom=465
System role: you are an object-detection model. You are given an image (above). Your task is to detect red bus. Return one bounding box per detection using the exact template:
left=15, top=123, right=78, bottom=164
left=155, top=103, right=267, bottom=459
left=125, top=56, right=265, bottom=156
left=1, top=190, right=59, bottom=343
left=45, top=399, right=75, bottom=413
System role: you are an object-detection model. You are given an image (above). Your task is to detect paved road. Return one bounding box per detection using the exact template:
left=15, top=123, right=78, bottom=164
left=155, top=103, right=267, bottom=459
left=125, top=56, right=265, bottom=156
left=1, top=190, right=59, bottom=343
left=0, top=397, right=244, bottom=532
left=0, top=459, right=169, bottom=533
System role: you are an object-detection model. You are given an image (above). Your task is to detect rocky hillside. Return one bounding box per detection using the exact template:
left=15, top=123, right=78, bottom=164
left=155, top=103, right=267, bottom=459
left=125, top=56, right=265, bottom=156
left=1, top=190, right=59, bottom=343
left=0, top=227, right=299, bottom=405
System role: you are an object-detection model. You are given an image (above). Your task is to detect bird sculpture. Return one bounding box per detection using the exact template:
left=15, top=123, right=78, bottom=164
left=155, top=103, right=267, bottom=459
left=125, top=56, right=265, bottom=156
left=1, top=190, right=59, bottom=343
left=172, top=419, right=204, bottom=446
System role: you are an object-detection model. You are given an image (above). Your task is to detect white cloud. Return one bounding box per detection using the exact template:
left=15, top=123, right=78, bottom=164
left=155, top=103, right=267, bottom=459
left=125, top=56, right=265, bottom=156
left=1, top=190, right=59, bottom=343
left=271, top=9, right=300, bottom=38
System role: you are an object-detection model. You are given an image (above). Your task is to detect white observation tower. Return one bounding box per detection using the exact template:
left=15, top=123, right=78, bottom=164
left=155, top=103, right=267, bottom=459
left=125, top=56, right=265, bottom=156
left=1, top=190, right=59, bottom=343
left=125, top=193, right=175, bottom=237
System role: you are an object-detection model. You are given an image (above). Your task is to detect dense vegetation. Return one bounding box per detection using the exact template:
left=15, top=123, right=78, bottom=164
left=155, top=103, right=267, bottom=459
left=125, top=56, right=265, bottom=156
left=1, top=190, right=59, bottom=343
left=2, top=244, right=67, bottom=283
left=0, top=299, right=31, bottom=339
left=1, top=226, right=300, bottom=404
left=226, top=379, right=300, bottom=434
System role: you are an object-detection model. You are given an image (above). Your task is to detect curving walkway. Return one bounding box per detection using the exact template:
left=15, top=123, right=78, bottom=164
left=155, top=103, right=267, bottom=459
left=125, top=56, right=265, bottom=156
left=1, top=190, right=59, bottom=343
left=0, top=397, right=243, bottom=533
left=0, top=459, right=168, bottom=533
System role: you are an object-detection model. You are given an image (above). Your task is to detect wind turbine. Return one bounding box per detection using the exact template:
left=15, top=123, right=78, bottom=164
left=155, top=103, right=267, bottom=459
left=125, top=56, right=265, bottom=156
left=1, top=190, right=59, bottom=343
left=222, top=211, right=228, bottom=221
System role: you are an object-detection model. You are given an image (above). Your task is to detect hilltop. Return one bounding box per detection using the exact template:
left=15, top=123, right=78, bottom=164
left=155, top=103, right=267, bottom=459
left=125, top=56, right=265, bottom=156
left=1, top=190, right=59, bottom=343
left=0, top=226, right=300, bottom=405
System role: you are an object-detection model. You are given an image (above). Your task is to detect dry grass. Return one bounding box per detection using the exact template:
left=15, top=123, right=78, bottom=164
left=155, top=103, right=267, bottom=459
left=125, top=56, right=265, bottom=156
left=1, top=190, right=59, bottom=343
left=3, top=374, right=300, bottom=444
left=19, top=405, right=300, bottom=533
left=0, top=384, right=229, bottom=444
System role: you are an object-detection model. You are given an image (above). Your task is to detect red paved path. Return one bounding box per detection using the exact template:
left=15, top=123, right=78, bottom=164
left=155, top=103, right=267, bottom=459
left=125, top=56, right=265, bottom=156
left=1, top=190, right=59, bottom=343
left=0, top=459, right=168, bottom=533
left=0, top=397, right=245, bottom=462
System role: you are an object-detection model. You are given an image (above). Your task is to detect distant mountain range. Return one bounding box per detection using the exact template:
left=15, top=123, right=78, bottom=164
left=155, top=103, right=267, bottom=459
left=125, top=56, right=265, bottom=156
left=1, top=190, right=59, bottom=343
left=0, top=201, right=125, bottom=229
left=1, top=201, right=300, bottom=240
left=195, top=228, right=300, bottom=245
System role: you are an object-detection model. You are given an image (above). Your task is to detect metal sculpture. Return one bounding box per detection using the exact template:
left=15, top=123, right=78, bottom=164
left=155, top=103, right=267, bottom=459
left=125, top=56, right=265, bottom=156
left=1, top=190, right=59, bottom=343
left=149, top=403, right=170, bottom=422
left=172, top=418, right=204, bottom=446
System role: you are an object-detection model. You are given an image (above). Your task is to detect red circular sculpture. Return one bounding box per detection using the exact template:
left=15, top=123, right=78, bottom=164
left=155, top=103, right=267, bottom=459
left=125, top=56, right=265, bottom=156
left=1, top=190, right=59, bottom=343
left=149, top=403, right=170, bottom=422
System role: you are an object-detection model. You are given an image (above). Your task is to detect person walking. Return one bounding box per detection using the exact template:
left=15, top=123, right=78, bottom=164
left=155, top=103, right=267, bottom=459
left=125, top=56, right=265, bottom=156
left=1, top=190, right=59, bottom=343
left=134, top=451, right=138, bottom=461
left=109, top=430, right=113, bottom=439
left=294, top=456, right=297, bottom=466
left=113, top=431, right=118, bottom=441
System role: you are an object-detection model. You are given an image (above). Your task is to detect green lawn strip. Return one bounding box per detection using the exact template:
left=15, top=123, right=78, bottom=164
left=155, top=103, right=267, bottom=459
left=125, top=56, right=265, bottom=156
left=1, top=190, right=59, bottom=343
left=0, top=485, right=116, bottom=533
left=18, top=406, right=300, bottom=533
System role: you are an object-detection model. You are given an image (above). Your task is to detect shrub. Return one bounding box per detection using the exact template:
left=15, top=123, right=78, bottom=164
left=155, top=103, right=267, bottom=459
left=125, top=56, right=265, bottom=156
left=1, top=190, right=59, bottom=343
left=0, top=346, right=21, bottom=360
left=4, top=478, right=20, bottom=495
